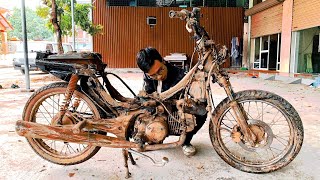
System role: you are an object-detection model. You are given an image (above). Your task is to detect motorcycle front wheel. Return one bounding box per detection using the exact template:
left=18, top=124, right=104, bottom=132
left=209, top=90, right=303, bottom=173
left=23, top=82, right=102, bottom=165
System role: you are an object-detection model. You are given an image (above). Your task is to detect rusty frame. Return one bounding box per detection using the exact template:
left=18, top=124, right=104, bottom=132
left=16, top=120, right=187, bottom=152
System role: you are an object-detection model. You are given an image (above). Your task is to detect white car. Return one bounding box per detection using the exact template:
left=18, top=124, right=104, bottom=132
left=12, top=42, right=73, bottom=74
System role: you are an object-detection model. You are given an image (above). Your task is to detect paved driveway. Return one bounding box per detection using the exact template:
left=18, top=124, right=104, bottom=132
left=0, top=67, right=319, bottom=179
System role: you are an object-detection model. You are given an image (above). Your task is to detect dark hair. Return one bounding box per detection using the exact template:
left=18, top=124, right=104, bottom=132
left=136, top=47, right=163, bottom=73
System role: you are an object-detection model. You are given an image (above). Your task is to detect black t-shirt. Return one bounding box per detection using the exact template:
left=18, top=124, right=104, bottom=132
left=143, top=63, right=185, bottom=94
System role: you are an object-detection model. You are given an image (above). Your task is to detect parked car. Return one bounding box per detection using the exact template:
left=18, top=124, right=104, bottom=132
left=12, top=42, right=73, bottom=74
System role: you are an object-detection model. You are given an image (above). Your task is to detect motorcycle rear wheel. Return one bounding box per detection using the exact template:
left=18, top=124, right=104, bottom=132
left=209, top=90, right=303, bottom=173
left=23, top=82, right=101, bottom=165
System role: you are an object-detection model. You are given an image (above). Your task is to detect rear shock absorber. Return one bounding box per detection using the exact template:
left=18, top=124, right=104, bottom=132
left=59, top=74, right=79, bottom=120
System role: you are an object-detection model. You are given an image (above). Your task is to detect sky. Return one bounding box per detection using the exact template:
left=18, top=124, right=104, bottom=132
left=0, top=0, right=91, bottom=10
left=0, top=0, right=42, bottom=10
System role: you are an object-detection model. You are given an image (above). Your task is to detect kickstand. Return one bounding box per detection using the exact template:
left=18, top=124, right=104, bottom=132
left=122, top=148, right=136, bottom=179
left=128, top=150, right=136, bottom=165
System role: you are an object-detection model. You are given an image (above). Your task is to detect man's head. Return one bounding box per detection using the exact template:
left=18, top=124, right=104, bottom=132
left=136, top=47, right=168, bottom=81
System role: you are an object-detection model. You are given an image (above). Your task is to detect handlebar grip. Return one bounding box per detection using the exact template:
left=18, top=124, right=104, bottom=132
left=168, top=10, right=176, bottom=18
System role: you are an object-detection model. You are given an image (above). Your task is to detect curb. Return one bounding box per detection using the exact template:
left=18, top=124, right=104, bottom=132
left=226, top=69, right=318, bottom=87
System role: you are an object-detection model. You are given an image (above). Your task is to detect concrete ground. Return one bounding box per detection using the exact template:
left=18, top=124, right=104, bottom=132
left=0, top=65, right=320, bottom=180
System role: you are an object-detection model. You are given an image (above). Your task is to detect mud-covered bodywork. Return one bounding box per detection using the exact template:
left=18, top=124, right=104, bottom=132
left=36, top=51, right=106, bottom=81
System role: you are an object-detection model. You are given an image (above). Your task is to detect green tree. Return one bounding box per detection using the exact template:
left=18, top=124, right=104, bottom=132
left=7, top=7, right=53, bottom=41
left=36, top=0, right=103, bottom=54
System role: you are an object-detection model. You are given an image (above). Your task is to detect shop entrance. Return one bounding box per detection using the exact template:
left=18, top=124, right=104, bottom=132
left=312, top=35, right=320, bottom=73
left=297, top=27, right=320, bottom=73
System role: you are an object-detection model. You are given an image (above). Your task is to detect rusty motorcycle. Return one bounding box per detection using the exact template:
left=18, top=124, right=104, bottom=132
left=16, top=8, right=303, bottom=178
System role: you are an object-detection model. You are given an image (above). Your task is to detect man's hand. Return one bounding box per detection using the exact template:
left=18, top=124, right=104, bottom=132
left=138, top=90, right=148, bottom=97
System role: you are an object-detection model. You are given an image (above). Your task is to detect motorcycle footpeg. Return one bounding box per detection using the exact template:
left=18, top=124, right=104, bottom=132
left=127, top=149, right=169, bottom=167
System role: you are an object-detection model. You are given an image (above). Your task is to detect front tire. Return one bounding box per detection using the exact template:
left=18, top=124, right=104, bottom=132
left=23, top=82, right=101, bottom=165
left=209, top=90, right=303, bottom=173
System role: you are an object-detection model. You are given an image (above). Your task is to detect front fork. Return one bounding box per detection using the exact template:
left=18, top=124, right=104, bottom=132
left=217, top=74, right=257, bottom=145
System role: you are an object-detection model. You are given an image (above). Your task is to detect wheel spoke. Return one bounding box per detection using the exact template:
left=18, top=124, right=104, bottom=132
left=37, top=110, right=52, bottom=124
left=254, top=151, right=263, bottom=163
left=222, top=137, right=233, bottom=146
left=79, top=100, right=85, bottom=112
left=45, top=97, right=60, bottom=112
left=60, top=143, right=66, bottom=154
left=267, top=147, right=276, bottom=159
left=39, top=104, right=54, bottom=119
left=254, top=103, right=271, bottom=121
left=275, top=131, right=290, bottom=136
left=270, top=146, right=283, bottom=152
left=261, top=102, right=264, bottom=121
left=255, top=102, right=261, bottom=120
left=274, top=135, right=289, bottom=146
left=225, top=111, right=236, bottom=125
left=221, top=122, right=233, bottom=130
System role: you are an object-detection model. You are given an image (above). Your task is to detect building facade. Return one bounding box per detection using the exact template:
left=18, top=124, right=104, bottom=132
left=0, top=7, right=13, bottom=55
left=246, top=0, right=320, bottom=74
left=92, top=0, right=247, bottom=68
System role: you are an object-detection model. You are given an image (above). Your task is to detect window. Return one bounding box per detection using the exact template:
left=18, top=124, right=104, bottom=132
left=254, top=33, right=281, bottom=70
left=138, top=0, right=157, bottom=6
left=107, top=0, right=130, bottom=6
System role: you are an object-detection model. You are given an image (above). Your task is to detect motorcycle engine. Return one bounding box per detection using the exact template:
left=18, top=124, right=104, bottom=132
left=133, top=114, right=169, bottom=144
left=131, top=100, right=198, bottom=145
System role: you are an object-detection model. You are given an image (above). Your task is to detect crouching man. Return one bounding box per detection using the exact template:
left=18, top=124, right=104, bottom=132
left=136, top=47, right=206, bottom=156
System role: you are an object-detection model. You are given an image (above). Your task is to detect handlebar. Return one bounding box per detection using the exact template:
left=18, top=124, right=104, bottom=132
left=169, top=8, right=201, bottom=20
left=168, top=8, right=228, bottom=65
left=169, top=8, right=208, bottom=40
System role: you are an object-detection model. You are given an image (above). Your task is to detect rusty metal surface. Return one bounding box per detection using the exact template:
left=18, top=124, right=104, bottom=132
left=92, top=4, right=243, bottom=68
left=16, top=120, right=140, bottom=149
left=16, top=119, right=186, bottom=152
left=59, top=74, right=79, bottom=114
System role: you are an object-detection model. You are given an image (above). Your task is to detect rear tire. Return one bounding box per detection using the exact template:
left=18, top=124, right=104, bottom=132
left=23, top=82, right=101, bottom=165
left=209, top=90, right=303, bottom=173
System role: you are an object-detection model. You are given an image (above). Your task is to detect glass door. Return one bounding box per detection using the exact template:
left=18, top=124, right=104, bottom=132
left=253, top=34, right=281, bottom=70
left=277, top=34, right=281, bottom=71
left=259, top=36, right=269, bottom=70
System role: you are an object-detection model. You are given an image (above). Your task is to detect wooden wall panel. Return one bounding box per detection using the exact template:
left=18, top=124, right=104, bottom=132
left=251, top=3, right=283, bottom=38
left=92, top=1, right=244, bottom=68
left=292, top=0, right=320, bottom=31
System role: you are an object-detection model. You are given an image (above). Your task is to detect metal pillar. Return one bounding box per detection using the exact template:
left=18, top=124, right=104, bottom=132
left=21, top=0, right=31, bottom=90
left=71, top=0, right=76, bottom=50
left=247, top=0, right=253, bottom=69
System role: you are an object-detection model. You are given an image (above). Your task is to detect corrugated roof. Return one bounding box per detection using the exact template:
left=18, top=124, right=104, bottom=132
left=0, top=13, right=13, bottom=32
